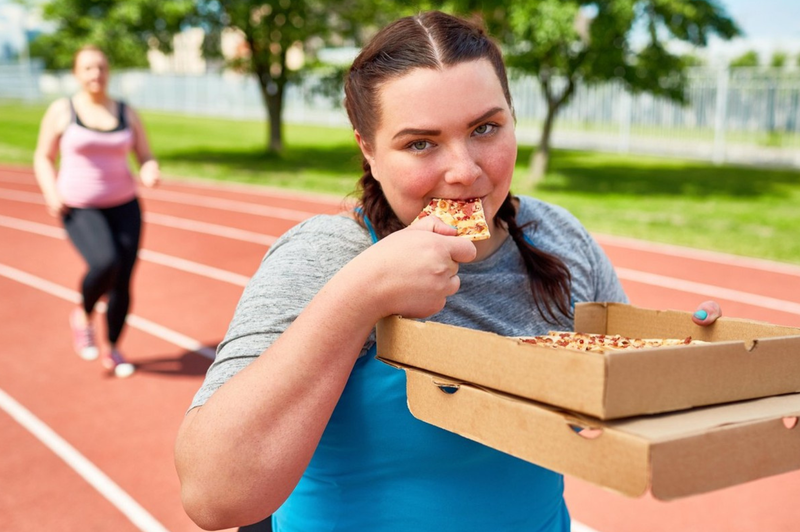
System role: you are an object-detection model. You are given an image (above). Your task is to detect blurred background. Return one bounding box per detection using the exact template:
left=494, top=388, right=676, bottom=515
left=1, top=0, right=799, bottom=265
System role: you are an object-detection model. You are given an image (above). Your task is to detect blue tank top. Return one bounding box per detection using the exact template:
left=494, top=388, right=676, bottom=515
left=272, top=213, right=571, bottom=531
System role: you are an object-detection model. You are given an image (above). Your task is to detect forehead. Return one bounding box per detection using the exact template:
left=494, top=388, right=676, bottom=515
left=375, top=59, right=507, bottom=134
left=75, top=50, right=108, bottom=68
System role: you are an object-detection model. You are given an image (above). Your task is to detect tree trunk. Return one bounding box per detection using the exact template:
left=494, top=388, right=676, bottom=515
left=528, top=102, right=558, bottom=188
left=258, top=79, right=284, bottom=154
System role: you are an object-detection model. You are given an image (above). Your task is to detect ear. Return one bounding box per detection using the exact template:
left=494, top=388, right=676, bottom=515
left=354, top=130, right=376, bottom=171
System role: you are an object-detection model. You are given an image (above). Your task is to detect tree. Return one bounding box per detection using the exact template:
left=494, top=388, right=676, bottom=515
left=447, top=0, right=740, bottom=184
left=770, top=51, right=787, bottom=69
left=729, top=50, right=760, bottom=68
left=28, top=0, right=194, bottom=69
left=190, top=0, right=426, bottom=154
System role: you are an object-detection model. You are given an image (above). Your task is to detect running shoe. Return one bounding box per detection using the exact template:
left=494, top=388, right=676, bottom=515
left=69, top=308, right=98, bottom=360
left=101, top=348, right=136, bottom=378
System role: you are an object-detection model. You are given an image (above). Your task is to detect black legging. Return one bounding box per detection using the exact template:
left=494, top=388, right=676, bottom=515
left=62, top=198, right=142, bottom=345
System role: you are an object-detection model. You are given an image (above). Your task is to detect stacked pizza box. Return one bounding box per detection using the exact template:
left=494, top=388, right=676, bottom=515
left=376, top=302, right=800, bottom=500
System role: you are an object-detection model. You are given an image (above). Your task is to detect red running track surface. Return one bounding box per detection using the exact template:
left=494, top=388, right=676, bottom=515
left=1, top=164, right=798, bottom=532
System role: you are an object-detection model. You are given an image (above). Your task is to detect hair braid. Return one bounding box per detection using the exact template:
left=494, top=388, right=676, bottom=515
left=355, top=159, right=404, bottom=239
left=496, top=195, right=573, bottom=324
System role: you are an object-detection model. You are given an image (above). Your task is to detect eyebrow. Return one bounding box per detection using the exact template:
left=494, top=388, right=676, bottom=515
left=391, top=106, right=505, bottom=141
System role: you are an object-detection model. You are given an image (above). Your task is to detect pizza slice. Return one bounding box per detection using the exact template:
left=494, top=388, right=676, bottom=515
left=416, top=198, right=491, bottom=241
left=521, top=331, right=703, bottom=353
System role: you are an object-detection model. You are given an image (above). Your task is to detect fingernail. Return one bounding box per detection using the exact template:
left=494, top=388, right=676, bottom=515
left=694, top=310, right=708, bottom=320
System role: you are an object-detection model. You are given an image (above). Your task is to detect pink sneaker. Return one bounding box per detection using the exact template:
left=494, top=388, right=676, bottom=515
left=69, top=308, right=98, bottom=360
left=101, top=348, right=135, bottom=378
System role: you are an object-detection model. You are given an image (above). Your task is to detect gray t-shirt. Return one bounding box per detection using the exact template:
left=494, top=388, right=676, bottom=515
left=191, top=196, right=627, bottom=409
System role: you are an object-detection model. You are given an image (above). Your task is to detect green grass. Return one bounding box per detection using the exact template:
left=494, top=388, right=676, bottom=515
left=3, top=100, right=800, bottom=265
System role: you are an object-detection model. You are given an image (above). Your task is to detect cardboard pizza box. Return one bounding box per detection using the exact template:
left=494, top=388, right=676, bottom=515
left=375, top=302, right=800, bottom=419
left=388, top=364, right=800, bottom=500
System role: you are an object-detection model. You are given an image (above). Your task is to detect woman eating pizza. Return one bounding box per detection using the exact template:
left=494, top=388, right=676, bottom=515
left=175, top=11, right=720, bottom=531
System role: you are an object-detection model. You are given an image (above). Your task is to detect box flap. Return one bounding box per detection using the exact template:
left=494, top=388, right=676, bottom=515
left=577, top=302, right=800, bottom=342
left=403, top=366, right=653, bottom=497
left=635, top=394, right=800, bottom=500
left=402, top=365, right=800, bottom=500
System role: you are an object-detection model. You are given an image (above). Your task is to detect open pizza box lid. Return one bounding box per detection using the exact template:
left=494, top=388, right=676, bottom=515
left=388, top=363, right=800, bottom=500
left=375, top=303, right=800, bottom=419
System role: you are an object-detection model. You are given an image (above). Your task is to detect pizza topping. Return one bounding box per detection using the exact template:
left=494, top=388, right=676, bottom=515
left=521, top=331, right=700, bottom=353
left=416, top=198, right=491, bottom=241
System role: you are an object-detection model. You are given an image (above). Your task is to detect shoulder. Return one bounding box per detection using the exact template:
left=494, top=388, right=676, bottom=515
left=264, top=213, right=371, bottom=269
left=120, top=101, right=143, bottom=129
left=41, top=97, right=71, bottom=129
left=516, top=196, right=588, bottom=236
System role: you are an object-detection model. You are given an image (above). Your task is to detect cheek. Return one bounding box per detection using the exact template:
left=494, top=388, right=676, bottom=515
left=378, top=157, right=440, bottom=223
left=482, top=137, right=517, bottom=188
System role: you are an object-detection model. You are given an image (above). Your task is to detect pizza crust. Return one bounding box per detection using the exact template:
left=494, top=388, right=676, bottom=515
left=416, top=198, right=491, bottom=241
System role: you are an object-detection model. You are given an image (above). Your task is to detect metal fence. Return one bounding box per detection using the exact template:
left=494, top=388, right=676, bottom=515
left=2, top=61, right=799, bottom=168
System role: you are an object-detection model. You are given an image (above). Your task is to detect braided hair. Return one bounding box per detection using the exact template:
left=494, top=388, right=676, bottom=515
left=344, top=11, right=572, bottom=323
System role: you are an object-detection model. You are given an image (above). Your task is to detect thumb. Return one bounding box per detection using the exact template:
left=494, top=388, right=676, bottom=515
left=692, top=300, right=722, bottom=326
left=410, top=215, right=458, bottom=237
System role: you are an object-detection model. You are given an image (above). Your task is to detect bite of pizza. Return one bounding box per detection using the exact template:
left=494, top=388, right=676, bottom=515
left=416, top=198, right=491, bottom=241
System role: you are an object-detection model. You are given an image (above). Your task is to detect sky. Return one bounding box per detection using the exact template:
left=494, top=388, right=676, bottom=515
left=703, top=0, right=800, bottom=64
left=1, top=0, right=799, bottom=64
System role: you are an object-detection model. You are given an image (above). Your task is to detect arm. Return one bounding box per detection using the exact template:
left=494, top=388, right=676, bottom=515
left=33, top=99, right=69, bottom=217
left=175, top=217, right=476, bottom=530
left=126, top=105, right=160, bottom=188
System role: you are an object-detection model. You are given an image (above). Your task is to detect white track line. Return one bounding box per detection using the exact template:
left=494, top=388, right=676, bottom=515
left=616, top=267, right=800, bottom=316
left=595, top=233, right=800, bottom=277
left=140, top=188, right=320, bottom=221
left=144, top=212, right=276, bottom=245
left=0, top=388, right=171, bottom=532
left=0, top=215, right=250, bottom=286
left=0, top=190, right=278, bottom=245
left=4, top=212, right=800, bottom=316
left=0, top=263, right=216, bottom=360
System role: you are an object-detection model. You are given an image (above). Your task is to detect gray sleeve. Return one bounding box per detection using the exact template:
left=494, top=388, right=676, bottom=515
left=189, top=215, right=371, bottom=410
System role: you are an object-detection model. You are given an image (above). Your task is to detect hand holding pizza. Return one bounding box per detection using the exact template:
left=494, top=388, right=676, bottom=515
left=351, top=215, right=477, bottom=320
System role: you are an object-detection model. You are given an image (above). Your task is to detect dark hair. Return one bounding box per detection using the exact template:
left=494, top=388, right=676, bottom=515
left=344, top=11, right=571, bottom=324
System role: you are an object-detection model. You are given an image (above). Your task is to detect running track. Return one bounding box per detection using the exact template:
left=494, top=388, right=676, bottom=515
left=1, top=164, right=799, bottom=532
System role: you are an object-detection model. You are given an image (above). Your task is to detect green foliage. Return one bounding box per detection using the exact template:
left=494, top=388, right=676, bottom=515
left=730, top=50, right=760, bottom=68
left=770, top=51, right=787, bottom=68
left=445, top=0, right=741, bottom=179
left=29, top=0, right=195, bottom=69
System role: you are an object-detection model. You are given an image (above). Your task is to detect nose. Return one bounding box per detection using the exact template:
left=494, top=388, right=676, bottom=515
left=443, top=143, right=481, bottom=186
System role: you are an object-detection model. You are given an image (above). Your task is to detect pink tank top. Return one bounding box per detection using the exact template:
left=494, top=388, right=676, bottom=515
left=57, top=99, right=137, bottom=208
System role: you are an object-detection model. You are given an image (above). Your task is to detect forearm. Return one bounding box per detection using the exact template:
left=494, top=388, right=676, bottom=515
left=33, top=153, right=59, bottom=199
left=176, top=266, right=380, bottom=529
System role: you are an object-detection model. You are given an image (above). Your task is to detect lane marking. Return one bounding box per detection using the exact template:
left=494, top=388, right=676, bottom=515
left=3, top=183, right=799, bottom=278
left=0, top=191, right=277, bottom=245
left=616, top=267, right=800, bottom=316
left=595, top=233, right=800, bottom=277
left=145, top=212, right=276, bottom=245
left=0, top=169, right=346, bottom=207
left=0, top=215, right=250, bottom=286
left=140, top=188, right=321, bottom=221
left=0, top=388, right=171, bottom=532
left=0, top=263, right=216, bottom=360
left=3, top=213, right=800, bottom=317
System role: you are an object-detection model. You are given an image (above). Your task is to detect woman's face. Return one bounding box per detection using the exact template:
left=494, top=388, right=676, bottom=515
left=358, top=59, right=517, bottom=249
left=73, top=50, right=109, bottom=96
